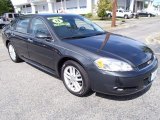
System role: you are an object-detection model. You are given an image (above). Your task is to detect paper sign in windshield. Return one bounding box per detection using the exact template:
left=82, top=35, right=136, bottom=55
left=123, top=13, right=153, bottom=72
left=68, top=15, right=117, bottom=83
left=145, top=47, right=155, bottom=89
left=48, top=17, right=70, bottom=27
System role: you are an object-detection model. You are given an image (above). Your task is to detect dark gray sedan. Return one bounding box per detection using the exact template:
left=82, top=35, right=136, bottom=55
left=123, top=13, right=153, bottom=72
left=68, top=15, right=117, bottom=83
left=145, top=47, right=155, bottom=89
left=2, top=14, right=158, bottom=97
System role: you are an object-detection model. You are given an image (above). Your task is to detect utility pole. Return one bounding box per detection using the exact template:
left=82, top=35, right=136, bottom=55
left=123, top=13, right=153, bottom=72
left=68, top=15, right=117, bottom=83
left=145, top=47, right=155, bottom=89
left=111, top=0, right=117, bottom=27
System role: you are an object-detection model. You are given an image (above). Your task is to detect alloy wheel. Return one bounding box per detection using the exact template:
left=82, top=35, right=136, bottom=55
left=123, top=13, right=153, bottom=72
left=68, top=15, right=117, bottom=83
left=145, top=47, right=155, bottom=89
left=63, top=66, right=83, bottom=92
left=8, top=44, right=16, bottom=61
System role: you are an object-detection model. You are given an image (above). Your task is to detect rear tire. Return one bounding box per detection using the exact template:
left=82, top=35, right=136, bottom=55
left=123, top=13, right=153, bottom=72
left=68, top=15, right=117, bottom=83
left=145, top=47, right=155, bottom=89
left=61, top=60, right=91, bottom=97
left=8, top=42, right=21, bottom=63
left=124, top=15, right=128, bottom=19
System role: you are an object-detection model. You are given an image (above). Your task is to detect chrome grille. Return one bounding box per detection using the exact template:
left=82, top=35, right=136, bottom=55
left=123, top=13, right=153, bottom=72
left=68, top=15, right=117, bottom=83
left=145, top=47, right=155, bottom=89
left=138, top=56, right=154, bottom=69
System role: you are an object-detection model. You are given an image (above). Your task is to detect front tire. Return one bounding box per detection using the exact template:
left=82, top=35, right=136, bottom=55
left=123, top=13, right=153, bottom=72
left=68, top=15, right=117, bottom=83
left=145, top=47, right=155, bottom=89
left=61, top=60, right=91, bottom=97
left=8, top=42, right=21, bottom=63
left=148, top=14, right=151, bottom=17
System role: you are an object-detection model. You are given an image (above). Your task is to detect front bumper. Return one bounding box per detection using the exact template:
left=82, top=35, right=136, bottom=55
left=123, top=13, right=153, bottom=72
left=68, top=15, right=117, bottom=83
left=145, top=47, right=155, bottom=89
left=89, top=57, right=158, bottom=96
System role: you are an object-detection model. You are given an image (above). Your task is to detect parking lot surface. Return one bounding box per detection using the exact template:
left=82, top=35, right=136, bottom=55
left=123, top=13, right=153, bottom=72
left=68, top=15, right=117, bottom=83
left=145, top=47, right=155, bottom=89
left=0, top=17, right=160, bottom=120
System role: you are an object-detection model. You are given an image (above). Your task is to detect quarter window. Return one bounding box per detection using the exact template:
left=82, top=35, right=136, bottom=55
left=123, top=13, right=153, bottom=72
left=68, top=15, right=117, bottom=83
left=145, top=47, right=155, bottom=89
left=16, top=18, right=30, bottom=33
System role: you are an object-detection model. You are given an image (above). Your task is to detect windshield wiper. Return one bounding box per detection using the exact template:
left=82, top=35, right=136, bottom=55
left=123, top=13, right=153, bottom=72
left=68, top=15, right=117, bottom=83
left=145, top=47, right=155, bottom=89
left=94, top=32, right=106, bottom=36
left=62, top=35, right=90, bottom=40
left=62, top=32, right=106, bottom=40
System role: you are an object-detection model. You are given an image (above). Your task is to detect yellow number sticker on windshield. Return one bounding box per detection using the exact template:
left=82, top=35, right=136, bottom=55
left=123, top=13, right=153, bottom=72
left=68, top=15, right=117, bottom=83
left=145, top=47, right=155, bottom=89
left=47, top=17, right=70, bottom=27
left=52, top=18, right=63, bottom=24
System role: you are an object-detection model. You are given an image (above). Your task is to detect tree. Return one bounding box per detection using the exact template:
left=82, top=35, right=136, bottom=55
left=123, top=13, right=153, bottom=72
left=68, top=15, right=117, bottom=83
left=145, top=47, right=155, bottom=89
left=97, top=0, right=112, bottom=19
left=0, top=0, right=14, bottom=15
left=111, top=0, right=117, bottom=27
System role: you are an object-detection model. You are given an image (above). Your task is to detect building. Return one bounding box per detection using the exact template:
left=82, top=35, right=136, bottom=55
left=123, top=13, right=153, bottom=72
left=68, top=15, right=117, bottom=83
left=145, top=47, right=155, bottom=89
left=11, top=0, right=97, bottom=14
left=118, top=0, right=146, bottom=12
left=11, top=0, right=148, bottom=15
left=147, top=0, right=160, bottom=15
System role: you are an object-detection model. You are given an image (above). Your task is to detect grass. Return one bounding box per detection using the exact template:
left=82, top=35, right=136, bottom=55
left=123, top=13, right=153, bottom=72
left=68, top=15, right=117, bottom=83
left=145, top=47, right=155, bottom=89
left=88, top=16, right=125, bottom=22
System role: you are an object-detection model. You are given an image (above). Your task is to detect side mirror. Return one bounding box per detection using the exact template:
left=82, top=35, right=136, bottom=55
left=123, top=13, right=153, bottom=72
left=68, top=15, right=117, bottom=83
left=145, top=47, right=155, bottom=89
left=36, top=32, right=52, bottom=40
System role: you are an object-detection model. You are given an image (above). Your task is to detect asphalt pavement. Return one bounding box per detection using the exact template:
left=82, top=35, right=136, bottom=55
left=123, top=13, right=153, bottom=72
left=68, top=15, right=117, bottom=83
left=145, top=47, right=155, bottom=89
left=0, top=17, right=160, bottom=120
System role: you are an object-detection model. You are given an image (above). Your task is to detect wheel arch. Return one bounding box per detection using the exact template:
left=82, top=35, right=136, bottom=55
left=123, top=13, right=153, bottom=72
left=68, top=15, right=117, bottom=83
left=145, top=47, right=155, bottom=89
left=6, top=40, right=10, bottom=48
left=57, top=56, right=87, bottom=78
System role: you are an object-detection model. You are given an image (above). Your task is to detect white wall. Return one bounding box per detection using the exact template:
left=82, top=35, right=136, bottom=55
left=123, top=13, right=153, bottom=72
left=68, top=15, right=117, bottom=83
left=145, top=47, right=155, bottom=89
left=36, top=3, right=49, bottom=13
left=117, top=0, right=127, bottom=9
left=11, top=0, right=105, bottom=14
left=11, top=0, right=29, bottom=5
left=21, top=7, right=32, bottom=14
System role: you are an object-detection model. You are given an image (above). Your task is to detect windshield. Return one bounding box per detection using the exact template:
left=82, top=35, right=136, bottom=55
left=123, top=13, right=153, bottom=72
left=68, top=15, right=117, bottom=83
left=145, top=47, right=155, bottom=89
left=47, top=15, right=105, bottom=39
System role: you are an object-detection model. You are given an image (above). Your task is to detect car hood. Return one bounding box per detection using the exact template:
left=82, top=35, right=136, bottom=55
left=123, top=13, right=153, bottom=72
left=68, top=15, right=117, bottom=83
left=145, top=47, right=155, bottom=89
left=64, top=33, right=153, bottom=67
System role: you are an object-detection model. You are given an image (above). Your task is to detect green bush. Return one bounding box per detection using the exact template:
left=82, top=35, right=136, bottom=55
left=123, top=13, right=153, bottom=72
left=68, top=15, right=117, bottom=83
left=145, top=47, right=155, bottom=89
left=0, top=0, right=14, bottom=15
left=97, top=0, right=112, bottom=19
left=85, top=13, right=93, bottom=18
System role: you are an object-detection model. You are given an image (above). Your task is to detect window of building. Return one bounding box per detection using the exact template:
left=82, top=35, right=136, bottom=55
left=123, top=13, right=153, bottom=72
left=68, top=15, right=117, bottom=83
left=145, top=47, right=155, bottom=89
left=80, top=6, right=86, bottom=9
left=43, top=6, right=45, bottom=10
left=16, top=18, right=30, bottom=33
left=56, top=0, right=64, bottom=2
left=67, top=7, right=77, bottom=10
left=66, top=0, right=77, bottom=10
left=26, top=4, right=31, bottom=7
left=79, top=0, right=86, bottom=9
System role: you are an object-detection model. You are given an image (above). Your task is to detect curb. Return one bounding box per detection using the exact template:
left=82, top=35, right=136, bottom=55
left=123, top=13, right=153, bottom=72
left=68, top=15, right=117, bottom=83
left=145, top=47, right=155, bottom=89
left=145, top=32, right=160, bottom=45
left=145, top=32, right=160, bottom=56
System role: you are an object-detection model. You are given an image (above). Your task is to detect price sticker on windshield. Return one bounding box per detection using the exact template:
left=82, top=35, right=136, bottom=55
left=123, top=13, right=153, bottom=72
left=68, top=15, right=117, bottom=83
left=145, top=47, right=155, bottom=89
left=52, top=18, right=63, bottom=24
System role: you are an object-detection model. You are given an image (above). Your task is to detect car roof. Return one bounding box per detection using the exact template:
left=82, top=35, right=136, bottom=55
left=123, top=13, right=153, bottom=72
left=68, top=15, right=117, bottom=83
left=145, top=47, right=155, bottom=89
left=20, top=13, right=80, bottom=18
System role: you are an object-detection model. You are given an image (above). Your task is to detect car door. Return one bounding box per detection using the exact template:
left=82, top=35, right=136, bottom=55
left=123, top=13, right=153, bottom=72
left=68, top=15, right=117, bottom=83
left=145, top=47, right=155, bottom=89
left=10, top=17, right=30, bottom=59
left=118, top=10, right=124, bottom=17
left=27, top=18, right=56, bottom=70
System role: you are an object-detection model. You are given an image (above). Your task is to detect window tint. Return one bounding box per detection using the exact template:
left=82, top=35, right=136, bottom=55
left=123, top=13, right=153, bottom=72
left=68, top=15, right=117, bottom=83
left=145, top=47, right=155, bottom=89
left=8, top=14, right=13, bottom=18
left=16, top=18, right=30, bottom=33
left=30, top=18, right=51, bottom=38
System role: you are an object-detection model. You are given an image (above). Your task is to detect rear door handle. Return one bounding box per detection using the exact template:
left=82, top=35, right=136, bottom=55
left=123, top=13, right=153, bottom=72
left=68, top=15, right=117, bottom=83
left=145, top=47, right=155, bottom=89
left=27, top=38, right=33, bottom=43
left=11, top=33, right=15, bottom=36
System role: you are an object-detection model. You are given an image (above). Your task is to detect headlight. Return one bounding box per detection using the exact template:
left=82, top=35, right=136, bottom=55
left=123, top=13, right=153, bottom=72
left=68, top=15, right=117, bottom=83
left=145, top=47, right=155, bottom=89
left=94, top=58, right=133, bottom=72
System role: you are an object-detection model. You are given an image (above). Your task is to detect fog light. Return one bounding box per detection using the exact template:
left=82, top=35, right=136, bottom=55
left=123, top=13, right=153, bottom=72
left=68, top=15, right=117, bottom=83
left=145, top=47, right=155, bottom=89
left=113, top=87, right=124, bottom=92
